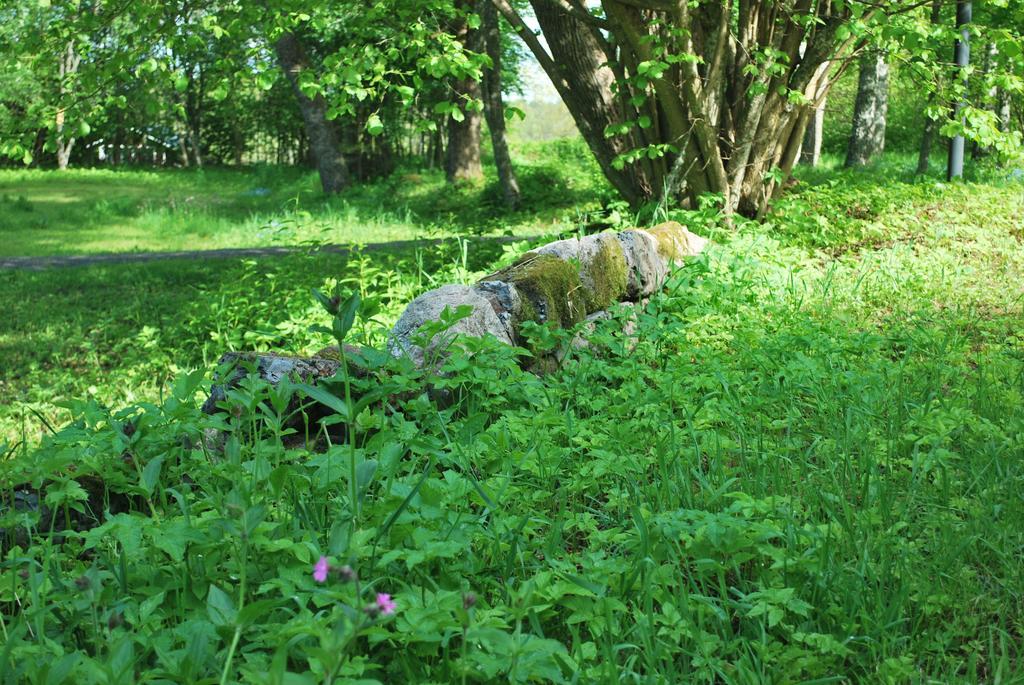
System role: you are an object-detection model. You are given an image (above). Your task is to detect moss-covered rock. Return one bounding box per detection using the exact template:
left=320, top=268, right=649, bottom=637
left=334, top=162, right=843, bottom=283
left=486, top=252, right=586, bottom=330
left=644, top=221, right=707, bottom=262
left=534, top=233, right=629, bottom=313
left=580, top=234, right=628, bottom=311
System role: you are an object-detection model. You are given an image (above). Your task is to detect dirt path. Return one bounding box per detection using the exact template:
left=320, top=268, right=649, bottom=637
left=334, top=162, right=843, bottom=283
left=0, top=236, right=526, bottom=271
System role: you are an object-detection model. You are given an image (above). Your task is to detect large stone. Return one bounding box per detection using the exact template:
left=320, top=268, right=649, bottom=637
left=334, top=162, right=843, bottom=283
left=202, top=352, right=344, bottom=414
left=642, top=221, right=708, bottom=262
left=388, top=284, right=514, bottom=366
left=536, top=233, right=629, bottom=312
left=473, top=280, right=525, bottom=342
left=616, top=230, right=668, bottom=298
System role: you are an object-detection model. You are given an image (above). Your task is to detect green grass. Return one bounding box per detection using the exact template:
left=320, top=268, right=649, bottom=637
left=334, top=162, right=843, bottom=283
left=2, top=153, right=1023, bottom=682
left=0, top=139, right=609, bottom=257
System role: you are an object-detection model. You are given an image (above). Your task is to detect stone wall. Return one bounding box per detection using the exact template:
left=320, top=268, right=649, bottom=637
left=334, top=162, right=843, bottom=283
left=386, top=221, right=707, bottom=367
left=204, top=222, right=707, bottom=410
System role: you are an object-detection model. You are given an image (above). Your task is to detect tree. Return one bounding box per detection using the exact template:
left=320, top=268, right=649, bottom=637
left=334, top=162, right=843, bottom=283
left=845, top=51, right=889, bottom=167
left=274, top=30, right=350, bottom=193
left=0, top=0, right=486, bottom=184
left=493, top=0, right=1024, bottom=217
left=479, top=0, right=520, bottom=207
left=916, top=0, right=943, bottom=174
left=445, top=3, right=484, bottom=183
left=800, top=98, right=825, bottom=167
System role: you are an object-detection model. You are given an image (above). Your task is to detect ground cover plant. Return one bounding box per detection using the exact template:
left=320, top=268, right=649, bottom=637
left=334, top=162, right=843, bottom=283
left=0, top=140, right=607, bottom=257
left=2, top=155, right=1023, bottom=682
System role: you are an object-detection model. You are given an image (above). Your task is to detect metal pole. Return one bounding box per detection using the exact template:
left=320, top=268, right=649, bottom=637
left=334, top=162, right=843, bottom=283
left=947, top=0, right=971, bottom=180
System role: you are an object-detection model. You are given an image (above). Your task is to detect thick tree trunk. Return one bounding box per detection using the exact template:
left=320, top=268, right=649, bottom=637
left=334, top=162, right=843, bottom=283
left=446, top=11, right=484, bottom=183
left=846, top=51, right=889, bottom=167
left=525, top=0, right=651, bottom=205
left=494, top=0, right=849, bottom=217
left=800, top=98, right=826, bottom=166
left=274, top=31, right=350, bottom=194
left=479, top=0, right=520, bottom=208
left=54, top=111, right=75, bottom=171
left=446, top=95, right=483, bottom=182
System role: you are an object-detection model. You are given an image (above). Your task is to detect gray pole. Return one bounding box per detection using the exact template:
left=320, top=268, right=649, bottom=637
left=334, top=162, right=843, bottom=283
left=947, top=0, right=971, bottom=180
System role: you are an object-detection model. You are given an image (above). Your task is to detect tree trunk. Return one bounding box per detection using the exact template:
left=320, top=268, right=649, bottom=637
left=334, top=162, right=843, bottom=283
left=274, top=31, right=350, bottom=194
left=479, top=0, right=520, bottom=208
left=996, top=88, right=1012, bottom=133
left=177, top=127, right=191, bottom=167
left=917, top=0, right=942, bottom=175
left=446, top=9, right=484, bottom=183
left=527, top=0, right=651, bottom=205
left=55, top=40, right=81, bottom=171
left=493, top=0, right=850, bottom=217
left=846, top=51, right=889, bottom=167
left=800, top=98, right=826, bottom=166
left=55, top=117, right=75, bottom=170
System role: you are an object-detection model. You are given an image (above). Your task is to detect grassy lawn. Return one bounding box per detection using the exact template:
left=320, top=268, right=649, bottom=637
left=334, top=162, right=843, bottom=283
left=2, top=155, right=1023, bottom=681
left=0, top=139, right=607, bottom=257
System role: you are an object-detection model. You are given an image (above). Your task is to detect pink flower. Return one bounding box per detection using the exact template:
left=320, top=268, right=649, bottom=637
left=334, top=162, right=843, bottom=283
left=313, top=556, right=330, bottom=583
left=375, top=593, right=396, bottom=615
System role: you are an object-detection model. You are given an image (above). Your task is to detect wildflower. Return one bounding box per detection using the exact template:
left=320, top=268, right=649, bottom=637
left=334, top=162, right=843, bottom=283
left=463, top=592, right=477, bottom=610
left=376, top=593, right=397, bottom=616
left=313, top=556, right=330, bottom=583
left=365, top=592, right=396, bottom=618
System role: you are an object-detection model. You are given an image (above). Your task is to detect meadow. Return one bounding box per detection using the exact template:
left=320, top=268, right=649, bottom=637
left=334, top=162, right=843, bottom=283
left=1, top=148, right=1024, bottom=682
left=0, top=139, right=605, bottom=257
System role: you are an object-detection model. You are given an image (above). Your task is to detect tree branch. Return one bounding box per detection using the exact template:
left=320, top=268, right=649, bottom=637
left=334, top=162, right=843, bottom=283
left=537, top=0, right=609, bottom=28
left=489, top=0, right=564, bottom=91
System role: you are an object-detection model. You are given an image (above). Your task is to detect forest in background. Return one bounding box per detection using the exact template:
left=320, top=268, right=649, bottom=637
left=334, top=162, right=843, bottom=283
left=2, top=0, right=1021, bottom=214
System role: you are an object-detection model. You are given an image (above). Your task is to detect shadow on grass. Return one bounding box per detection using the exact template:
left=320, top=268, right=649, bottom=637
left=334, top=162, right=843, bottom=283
left=0, top=237, right=516, bottom=442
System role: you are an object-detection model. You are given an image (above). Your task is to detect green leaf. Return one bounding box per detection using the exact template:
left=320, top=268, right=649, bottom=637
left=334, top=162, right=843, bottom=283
left=141, top=455, right=164, bottom=494
left=237, top=599, right=282, bottom=627
left=356, top=459, right=378, bottom=492
left=367, top=114, right=384, bottom=136
left=334, top=291, right=361, bottom=342
left=504, top=106, right=525, bottom=121
left=44, top=652, right=78, bottom=685
left=139, top=591, right=166, bottom=625
left=206, top=585, right=236, bottom=627
left=294, top=383, right=349, bottom=420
